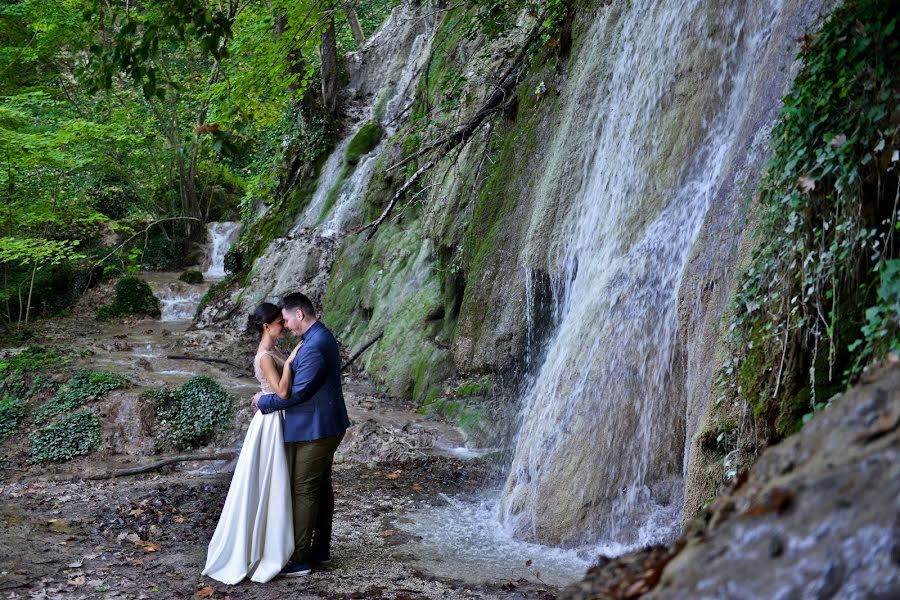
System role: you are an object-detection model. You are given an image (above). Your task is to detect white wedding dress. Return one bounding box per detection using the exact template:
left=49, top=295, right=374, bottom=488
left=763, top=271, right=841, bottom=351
left=202, top=348, right=294, bottom=584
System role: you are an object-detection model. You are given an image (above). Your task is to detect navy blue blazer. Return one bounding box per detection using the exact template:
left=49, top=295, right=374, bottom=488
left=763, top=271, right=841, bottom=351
left=257, top=320, right=350, bottom=442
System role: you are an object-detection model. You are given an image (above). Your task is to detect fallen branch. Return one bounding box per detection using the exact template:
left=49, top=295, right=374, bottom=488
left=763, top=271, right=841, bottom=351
left=354, top=155, right=441, bottom=239
left=341, top=330, right=385, bottom=371
left=95, top=217, right=202, bottom=268
left=353, top=20, right=543, bottom=239
left=166, top=354, right=248, bottom=372
left=86, top=452, right=236, bottom=480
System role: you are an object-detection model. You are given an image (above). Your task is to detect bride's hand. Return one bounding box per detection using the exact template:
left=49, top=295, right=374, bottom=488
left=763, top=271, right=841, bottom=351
left=286, top=341, right=302, bottom=364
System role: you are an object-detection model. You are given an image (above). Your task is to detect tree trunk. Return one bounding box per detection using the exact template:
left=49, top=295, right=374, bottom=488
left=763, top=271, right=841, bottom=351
left=319, top=10, right=339, bottom=115
left=344, top=2, right=366, bottom=47
left=23, top=261, right=37, bottom=325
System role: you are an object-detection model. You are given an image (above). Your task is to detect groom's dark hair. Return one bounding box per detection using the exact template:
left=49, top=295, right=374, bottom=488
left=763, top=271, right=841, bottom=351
left=280, top=292, right=316, bottom=317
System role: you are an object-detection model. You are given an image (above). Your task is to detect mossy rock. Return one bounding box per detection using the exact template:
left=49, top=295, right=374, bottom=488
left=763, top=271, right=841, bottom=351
left=179, top=271, right=204, bottom=284
left=345, top=121, right=384, bottom=165
left=96, top=276, right=161, bottom=321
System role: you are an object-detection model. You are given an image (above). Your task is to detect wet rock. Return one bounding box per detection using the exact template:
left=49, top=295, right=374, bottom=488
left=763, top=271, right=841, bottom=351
left=562, top=364, right=900, bottom=599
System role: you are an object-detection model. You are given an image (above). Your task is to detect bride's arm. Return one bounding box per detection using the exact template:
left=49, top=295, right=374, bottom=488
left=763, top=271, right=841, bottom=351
left=259, top=354, right=292, bottom=399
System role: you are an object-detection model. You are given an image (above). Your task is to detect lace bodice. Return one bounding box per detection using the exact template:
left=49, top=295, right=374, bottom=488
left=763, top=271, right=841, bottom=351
left=253, top=348, right=286, bottom=394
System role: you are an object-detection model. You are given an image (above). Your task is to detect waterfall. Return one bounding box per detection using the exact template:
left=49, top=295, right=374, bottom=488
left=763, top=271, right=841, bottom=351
left=232, top=1, right=436, bottom=322
left=289, top=2, right=434, bottom=236
left=500, top=0, right=791, bottom=547
left=202, top=221, right=241, bottom=279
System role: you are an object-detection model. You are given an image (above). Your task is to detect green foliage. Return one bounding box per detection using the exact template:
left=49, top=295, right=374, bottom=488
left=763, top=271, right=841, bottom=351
left=140, top=232, right=185, bottom=271
left=35, top=370, right=127, bottom=425
left=179, top=270, right=204, bottom=284
left=81, top=0, right=232, bottom=100
left=847, top=259, right=900, bottom=375
left=0, top=346, right=66, bottom=376
left=152, top=376, right=232, bottom=450
left=96, top=276, right=161, bottom=320
left=345, top=121, right=384, bottom=165
left=0, top=396, right=25, bottom=439
left=30, top=410, right=102, bottom=463
left=718, top=0, right=899, bottom=440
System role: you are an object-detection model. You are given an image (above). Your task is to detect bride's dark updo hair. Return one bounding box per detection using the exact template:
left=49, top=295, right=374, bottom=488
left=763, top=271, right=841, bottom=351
left=246, top=302, right=281, bottom=335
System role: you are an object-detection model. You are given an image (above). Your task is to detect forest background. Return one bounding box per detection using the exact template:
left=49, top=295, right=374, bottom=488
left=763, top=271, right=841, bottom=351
left=0, top=0, right=403, bottom=328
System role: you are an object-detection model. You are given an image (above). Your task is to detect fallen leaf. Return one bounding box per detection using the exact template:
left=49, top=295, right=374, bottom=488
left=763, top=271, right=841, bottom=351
left=130, top=508, right=145, bottom=516
left=797, top=174, right=816, bottom=193
left=173, top=515, right=189, bottom=523
left=385, top=470, right=401, bottom=480
left=141, top=542, right=161, bottom=552
left=67, top=561, right=83, bottom=568
left=130, top=559, right=144, bottom=566
left=67, top=576, right=86, bottom=587
left=380, top=529, right=395, bottom=537
left=196, top=585, right=214, bottom=598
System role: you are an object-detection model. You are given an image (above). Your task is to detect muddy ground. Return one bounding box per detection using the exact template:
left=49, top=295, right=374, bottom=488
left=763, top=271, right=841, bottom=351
left=0, top=454, right=563, bottom=600
left=0, top=299, right=562, bottom=600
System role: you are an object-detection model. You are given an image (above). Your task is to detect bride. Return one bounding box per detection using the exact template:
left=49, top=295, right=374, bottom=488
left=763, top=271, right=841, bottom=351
left=202, top=302, right=299, bottom=584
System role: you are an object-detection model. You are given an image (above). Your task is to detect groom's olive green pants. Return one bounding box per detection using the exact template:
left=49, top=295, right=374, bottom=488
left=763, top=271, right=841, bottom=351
left=286, top=433, right=344, bottom=564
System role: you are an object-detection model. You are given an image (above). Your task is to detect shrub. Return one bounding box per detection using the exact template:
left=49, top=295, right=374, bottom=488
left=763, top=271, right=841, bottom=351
left=223, top=247, right=243, bottom=275
left=96, top=276, right=161, bottom=320
left=31, top=410, right=102, bottom=463
left=179, top=270, right=204, bottom=284
left=35, top=370, right=128, bottom=424
left=141, top=232, right=184, bottom=271
left=345, top=121, right=383, bottom=165
left=153, top=376, right=232, bottom=450
left=0, top=396, right=24, bottom=439
left=718, top=0, right=900, bottom=440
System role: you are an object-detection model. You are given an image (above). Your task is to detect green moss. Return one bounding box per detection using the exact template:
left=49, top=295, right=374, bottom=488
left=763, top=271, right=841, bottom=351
left=318, top=165, right=351, bottom=224
left=775, top=387, right=809, bottom=438
left=345, top=121, right=384, bottom=165
left=178, top=271, right=204, bottom=284
left=31, top=410, right=101, bottom=463
left=96, top=276, right=161, bottom=320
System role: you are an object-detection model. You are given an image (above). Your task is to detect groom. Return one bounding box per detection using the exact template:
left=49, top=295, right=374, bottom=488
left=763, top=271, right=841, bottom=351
left=252, top=292, right=350, bottom=577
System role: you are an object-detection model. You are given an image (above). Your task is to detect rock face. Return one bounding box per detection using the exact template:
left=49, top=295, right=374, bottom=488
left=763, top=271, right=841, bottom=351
left=224, top=0, right=851, bottom=551
left=561, top=363, right=900, bottom=599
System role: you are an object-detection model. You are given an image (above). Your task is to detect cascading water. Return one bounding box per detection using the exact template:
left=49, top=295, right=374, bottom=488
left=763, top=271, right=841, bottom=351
left=499, top=0, right=794, bottom=548
left=147, top=222, right=240, bottom=322
left=229, top=2, right=435, bottom=322
left=203, top=221, right=242, bottom=279
left=289, top=2, right=433, bottom=237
